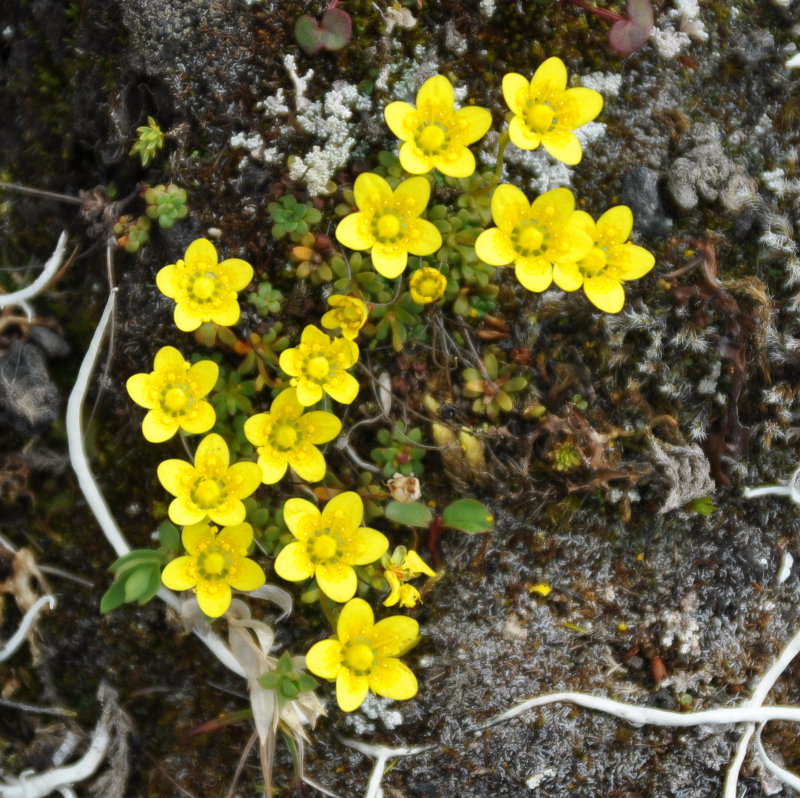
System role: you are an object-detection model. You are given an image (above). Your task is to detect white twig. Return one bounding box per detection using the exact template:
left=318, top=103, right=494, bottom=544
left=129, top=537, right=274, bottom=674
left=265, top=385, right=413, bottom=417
left=65, top=288, right=244, bottom=678
left=0, top=594, right=55, bottom=662
left=0, top=231, right=68, bottom=319
left=339, top=737, right=434, bottom=798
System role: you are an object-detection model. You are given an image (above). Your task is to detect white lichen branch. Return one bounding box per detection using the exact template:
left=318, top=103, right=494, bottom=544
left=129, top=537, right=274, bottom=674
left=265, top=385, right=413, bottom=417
left=0, top=594, right=55, bottom=662
left=65, top=288, right=244, bottom=678
left=742, top=463, right=800, bottom=504
left=340, top=737, right=434, bottom=798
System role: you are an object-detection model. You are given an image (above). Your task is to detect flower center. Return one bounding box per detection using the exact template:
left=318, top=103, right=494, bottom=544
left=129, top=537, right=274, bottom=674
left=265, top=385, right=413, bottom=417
left=306, top=355, right=330, bottom=382
left=342, top=305, right=363, bottom=323
left=415, top=122, right=447, bottom=154
left=163, top=386, right=189, bottom=414
left=197, top=545, right=232, bottom=580
left=375, top=212, right=401, bottom=241
left=310, top=534, right=339, bottom=562
left=193, top=478, right=224, bottom=508
left=272, top=421, right=299, bottom=450
left=192, top=273, right=217, bottom=300
left=343, top=642, right=375, bottom=673
left=581, top=247, right=607, bottom=275
left=526, top=102, right=556, bottom=133
left=512, top=221, right=545, bottom=257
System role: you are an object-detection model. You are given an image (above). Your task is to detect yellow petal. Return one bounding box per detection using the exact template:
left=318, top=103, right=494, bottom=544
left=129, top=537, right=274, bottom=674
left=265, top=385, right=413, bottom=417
left=508, top=116, right=541, bottom=150
left=328, top=337, right=359, bottom=368
left=181, top=401, right=215, bottom=435
left=278, top=348, right=303, bottom=377
left=244, top=413, right=269, bottom=446
left=169, top=496, right=206, bottom=526
left=491, top=184, right=530, bottom=230
left=384, top=101, right=417, bottom=140
left=394, top=176, right=430, bottom=218
left=435, top=147, right=476, bottom=178
left=283, top=497, right=320, bottom=538
left=208, top=501, right=246, bottom=527
left=596, top=205, right=633, bottom=244
left=354, top=172, right=392, bottom=212
left=228, top=556, right=265, bottom=592
left=196, top=581, right=231, bottom=617
left=322, top=491, right=364, bottom=528
left=155, top=264, right=178, bottom=298
left=306, top=639, right=343, bottom=680
left=336, top=212, right=373, bottom=250
left=531, top=187, right=575, bottom=228
left=226, top=462, right=262, bottom=499
left=475, top=227, right=514, bottom=266
left=369, top=658, right=418, bottom=701
left=221, top=257, right=253, bottom=291
left=454, top=106, right=492, bottom=144
left=153, top=345, right=185, bottom=372
left=343, top=527, right=389, bottom=566
left=142, top=411, right=178, bottom=443
left=571, top=209, right=597, bottom=237
left=542, top=130, right=583, bottom=165
left=584, top=275, right=625, bottom=313
left=183, top=521, right=215, bottom=555
left=257, top=452, right=288, bottom=484
left=188, top=359, right=220, bottom=397
left=398, top=143, right=435, bottom=175
left=217, top=522, right=253, bottom=555
left=336, top=597, right=374, bottom=643
left=126, top=373, right=153, bottom=408
left=553, top=262, right=584, bottom=292
left=383, top=572, right=401, bottom=606
left=325, top=373, right=360, bottom=405
left=416, top=74, right=454, bottom=111
left=295, top=378, right=325, bottom=407
left=161, top=556, right=197, bottom=591
left=301, top=324, right=331, bottom=349
left=564, top=87, right=603, bottom=127
left=532, top=56, right=567, bottom=92
left=406, top=219, right=442, bottom=256
left=612, top=243, right=655, bottom=280
left=157, top=459, right=195, bottom=496
left=336, top=669, right=369, bottom=712
left=297, top=411, right=342, bottom=444
left=288, top=444, right=327, bottom=482
left=316, top=562, right=358, bottom=602
left=196, top=433, right=230, bottom=470
left=185, top=238, right=218, bottom=268
left=371, top=616, right=420, bottom=657
left=173, top=303, right=202, bottom=332
left=515, top=258, right=553, bottom=293
left=555, top=227, right=594, bottom=263
left=403, top=550, right=436, bottom=577
left=211, top=298, right=241, bottom=328
left=371, top=247, right=408, bottom=278
left=501, top=72, right=530, bottom=115
left=274, top=541, right=315, bottom=581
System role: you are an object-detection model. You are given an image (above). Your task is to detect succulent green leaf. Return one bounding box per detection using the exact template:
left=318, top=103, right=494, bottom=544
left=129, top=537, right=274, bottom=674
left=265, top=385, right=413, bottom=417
left=385, top=500, right=433, bottom=528
left=442, top=498, right=494, bottom=534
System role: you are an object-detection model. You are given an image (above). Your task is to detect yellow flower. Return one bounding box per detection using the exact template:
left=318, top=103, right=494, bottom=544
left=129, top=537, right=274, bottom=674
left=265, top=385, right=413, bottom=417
left=552, top=206, right=655, bottom=313
left=384, top=75, right=492, bottom=178
left=408, top=266, right=447, bottom=304
left=335, top=173, right=442, bottom=279
left=161, top=521, right=265, bottom=617
left=383, top=547, right=436, bottom=608
left=306, top=597, right=419, bottom=711
left=279, top=324, right=360, bottom=406
left=157, top=433, right=262, bottom=527
left=321, top=294, right=368, bottom=340
left=502, top=57, right=603, bottom=165
left=475, top=185, right=593, bottom=293
left=156, top=238, right=253, bottom=332
left=243, top=388, right=341, bottom=484
left=126, top=346, right=218, bottom=442
left=274, top=492, right=389, bottom=603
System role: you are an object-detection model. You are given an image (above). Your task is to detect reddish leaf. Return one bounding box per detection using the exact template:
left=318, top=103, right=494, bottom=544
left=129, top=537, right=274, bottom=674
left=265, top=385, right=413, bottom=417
left=608, top=0, right=654, bottom=55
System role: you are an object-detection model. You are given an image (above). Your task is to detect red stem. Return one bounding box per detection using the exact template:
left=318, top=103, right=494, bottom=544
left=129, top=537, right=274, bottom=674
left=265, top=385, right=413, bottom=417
left=560, top=0, right=626, bottom=23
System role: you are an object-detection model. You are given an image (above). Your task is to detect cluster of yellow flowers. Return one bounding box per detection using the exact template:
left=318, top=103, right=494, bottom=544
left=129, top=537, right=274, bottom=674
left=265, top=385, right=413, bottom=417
left=335, top=57, right=654, bottom=314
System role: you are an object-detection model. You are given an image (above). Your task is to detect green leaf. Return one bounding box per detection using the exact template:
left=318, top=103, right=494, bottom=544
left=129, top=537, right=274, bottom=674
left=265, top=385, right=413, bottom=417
left=297, top=673, right=319, bottom=693
left=259, top=672, right=282, bottom=690
left=158, top=521, right=181, bottom=552
left=686, top=496, right=717, bottom=516
left=442, top=498, right=494, bottom=534
left=139, top=567, right=163, bottom=604
left=100, top=578, right=127, bottom=614
left=123, top=565, right=155, bottom=602
left=276, top=651, right=294, bottom=675
left=279, top=679, right=299, bottom=700
left=108, top=549, right=163, bottom=575
left=385, top=500, right=433, bottom=528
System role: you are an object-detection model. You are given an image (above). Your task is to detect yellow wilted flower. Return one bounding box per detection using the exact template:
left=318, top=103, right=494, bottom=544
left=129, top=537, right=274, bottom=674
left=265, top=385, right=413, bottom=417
left=475, top=185, right=593, bottom=293
left=408, top=266, right=447, bottom=304
left=161, top=521, right=265, bottom=617
left=279, top=324, right=360, bottom=406
left=274, top=492, right=388, bottom=603
left=384, top=74, right=492, bottom=177
left=502, top=57, right=603, bottom=165
left=321, top=294, right=368, bottom=340
left=126, top=346, right=218, bottom=442
left=306, top=597, right=419, bottom=711
left=156, top=238, right=253, bottom=332
left=552, top=206, right=655, bottom=313
left=335, top=173, right=442, bottom=279
left=382, top=546, right=436, bottom=608
left=157, top=433, right=261, bottom=527
left=243, top=388, right=341, bottom=484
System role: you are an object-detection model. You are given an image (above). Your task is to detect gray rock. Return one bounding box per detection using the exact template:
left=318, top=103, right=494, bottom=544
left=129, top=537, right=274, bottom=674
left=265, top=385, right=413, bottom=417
left=29, top=325, right=70, bottom=359
left=621, top=167, right=671, bottom=237
left=0, top=340, right=61, bottom=435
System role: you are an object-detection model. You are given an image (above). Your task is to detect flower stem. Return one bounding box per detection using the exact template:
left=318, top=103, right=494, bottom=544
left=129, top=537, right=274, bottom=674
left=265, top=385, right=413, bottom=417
left=493, top=129, right=510, bottom=183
